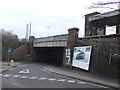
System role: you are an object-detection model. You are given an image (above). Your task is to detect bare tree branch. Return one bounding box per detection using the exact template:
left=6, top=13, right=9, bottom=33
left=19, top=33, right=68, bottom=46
left=93, top=1, right=120, bottom=5
left=88, top=1, right=119, bottom=10
left=88, top=6, right=116, bottom=10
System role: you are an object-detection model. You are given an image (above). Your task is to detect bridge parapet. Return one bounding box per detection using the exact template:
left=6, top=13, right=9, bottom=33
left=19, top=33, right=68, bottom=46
left=33, top=34, right=68, bottom=47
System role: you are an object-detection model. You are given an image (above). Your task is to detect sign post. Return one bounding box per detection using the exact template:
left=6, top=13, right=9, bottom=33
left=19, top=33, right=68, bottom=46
left=8, top=49, right=11, bottom=66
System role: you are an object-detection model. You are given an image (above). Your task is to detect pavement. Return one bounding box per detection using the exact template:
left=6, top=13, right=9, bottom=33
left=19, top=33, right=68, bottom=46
left=0, top=61, right=21, bottom=73
left=43, top=65, right=120, bottom=89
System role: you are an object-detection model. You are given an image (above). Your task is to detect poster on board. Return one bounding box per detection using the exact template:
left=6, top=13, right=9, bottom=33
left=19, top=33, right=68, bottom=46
left=72, top=46, right=92, bottom=71
left=66, top=49, right=70, bottom=65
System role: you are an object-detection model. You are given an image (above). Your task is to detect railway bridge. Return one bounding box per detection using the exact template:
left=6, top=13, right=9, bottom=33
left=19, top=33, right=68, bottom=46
left=29, top=28, right=79, bottom=66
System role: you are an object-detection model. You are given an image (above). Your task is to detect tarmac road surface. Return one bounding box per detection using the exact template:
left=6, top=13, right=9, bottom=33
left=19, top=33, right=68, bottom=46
left=2, top=63, right=111, bottom=88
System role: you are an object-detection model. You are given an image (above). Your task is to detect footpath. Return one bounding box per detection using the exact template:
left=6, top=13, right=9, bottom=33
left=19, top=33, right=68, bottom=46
left=0, top=61, right=21, bottom=73
left=43, top=65, right=119, bottom=89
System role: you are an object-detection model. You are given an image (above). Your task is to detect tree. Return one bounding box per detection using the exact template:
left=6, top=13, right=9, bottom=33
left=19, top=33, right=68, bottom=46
left=88, top=0, right=120, bottom=10
left=0, top=29, right=19, bottom=61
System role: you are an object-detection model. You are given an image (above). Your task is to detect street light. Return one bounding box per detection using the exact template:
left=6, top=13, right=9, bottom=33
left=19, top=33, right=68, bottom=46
left=46, top=26, right=51, bottom=36
left=8, top=48, right=11, bottom=66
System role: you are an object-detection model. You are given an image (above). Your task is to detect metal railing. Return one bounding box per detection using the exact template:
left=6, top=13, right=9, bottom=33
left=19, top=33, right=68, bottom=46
left=33, top=34, right=68, bottom=44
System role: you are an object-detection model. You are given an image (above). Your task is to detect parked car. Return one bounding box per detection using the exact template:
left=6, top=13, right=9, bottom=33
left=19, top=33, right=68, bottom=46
left=76, top=51, right=85, bottom=59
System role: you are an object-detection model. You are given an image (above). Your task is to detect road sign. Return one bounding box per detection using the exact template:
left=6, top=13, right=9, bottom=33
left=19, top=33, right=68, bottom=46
left=8, top=49, right=11, bottom=53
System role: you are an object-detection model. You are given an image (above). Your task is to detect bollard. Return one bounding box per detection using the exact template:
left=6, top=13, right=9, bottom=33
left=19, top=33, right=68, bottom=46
left=10, top=60, right=14, bottom=66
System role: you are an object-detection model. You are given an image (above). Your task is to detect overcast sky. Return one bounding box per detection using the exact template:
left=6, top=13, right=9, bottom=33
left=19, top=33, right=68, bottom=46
left=0, top=0, right=119, bottom=39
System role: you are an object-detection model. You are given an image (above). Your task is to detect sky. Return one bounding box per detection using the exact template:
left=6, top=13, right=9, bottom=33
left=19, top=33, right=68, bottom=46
left=0, top=0, right=119, bottom=39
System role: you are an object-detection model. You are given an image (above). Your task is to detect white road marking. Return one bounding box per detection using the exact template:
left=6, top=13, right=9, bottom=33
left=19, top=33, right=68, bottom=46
left=0, top=74, right=3, bottom=76
left=38, top=77, right=47, bottom=80
left=19, top=76, right=28, bottom=79
left=67, top=80, right=76, bottom=83
left=2, top=73, right=86, bottom=85
left=77, top=81, right=86, bottom=84
left=3, top=74, right=11, bottom=77
left=48, top=78, right=56, bottom=81
left=57, top=79, right=66, bottom=82
left=28, top=76, right=38, bottom=79
left=10, top=68, right=14, bottom=70
left=12, top=75, right=21, bottom=78
left=19, top=69, right=30, bottom=74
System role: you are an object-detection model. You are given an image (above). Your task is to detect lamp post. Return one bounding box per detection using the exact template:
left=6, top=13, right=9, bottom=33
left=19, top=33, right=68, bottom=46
left=8, top=48, right=11, bottom=66
left=46, top=26, right=51, bottom=36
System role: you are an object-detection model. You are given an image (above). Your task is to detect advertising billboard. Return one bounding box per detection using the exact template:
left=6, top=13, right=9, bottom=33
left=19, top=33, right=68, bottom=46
left=66, top=49, right=71, bottom=65
left=72, top=46, right=92, bottom=71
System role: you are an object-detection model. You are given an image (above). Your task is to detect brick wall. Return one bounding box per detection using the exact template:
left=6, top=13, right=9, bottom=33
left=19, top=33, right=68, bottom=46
left=9, top=44, right=26, bottom=60
left=76, top=34, right=120, bottom=79
left=85, top=12, right=100, bottom=36
left=65, top=27, right=79, bottom=66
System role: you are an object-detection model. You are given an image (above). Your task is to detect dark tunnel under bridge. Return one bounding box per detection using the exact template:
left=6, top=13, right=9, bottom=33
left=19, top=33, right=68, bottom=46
left=33, top=47, right=65, bottom=66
